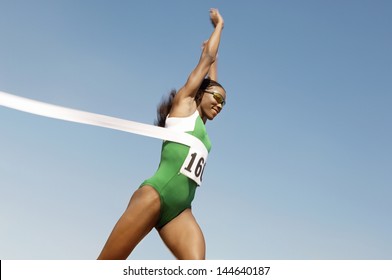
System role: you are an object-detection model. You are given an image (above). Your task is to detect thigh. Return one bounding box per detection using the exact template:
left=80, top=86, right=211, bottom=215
left=98, top=185, right=161, bottom=259
left=158, top=208, right=205, bottom=260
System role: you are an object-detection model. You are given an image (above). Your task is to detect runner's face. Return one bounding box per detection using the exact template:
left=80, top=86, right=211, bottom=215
left=200, top=86, right=226, bottom=120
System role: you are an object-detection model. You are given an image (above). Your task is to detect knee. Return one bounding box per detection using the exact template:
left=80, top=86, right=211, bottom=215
left=185, top=251, right=205, bottom=260
left=186, top=237, right=206, bottom=260
left=176, top=243, right=205, bottom=260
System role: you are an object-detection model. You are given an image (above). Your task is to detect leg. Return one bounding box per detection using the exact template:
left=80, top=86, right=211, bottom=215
left=97, top=185, right=160, bottom=260
left=158, top=208, right=205, bottom=260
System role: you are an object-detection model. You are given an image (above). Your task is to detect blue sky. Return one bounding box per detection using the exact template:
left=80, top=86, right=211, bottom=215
left=0, top=0, right=391, bottom=259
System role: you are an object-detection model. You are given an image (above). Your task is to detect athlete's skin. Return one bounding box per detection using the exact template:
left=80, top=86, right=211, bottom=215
left=97, top=8, right=226, bottom=260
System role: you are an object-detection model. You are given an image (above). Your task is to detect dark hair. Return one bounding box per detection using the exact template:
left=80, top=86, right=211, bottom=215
left=155, top=78, right=225, bottom=127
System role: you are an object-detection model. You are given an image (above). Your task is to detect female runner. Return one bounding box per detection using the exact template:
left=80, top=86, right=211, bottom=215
left=98, top=8, right=226, bottom=260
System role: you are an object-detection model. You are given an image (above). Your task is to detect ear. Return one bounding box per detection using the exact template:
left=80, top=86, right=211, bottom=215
left=195, top=90, right=204, bottom=106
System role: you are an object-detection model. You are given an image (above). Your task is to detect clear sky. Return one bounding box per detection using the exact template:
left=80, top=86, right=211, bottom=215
left=1, top=0, right=391, bottom=260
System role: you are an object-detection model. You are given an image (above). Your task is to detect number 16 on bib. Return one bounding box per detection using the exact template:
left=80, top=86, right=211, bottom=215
left=180, top=145, right=208, bottom=186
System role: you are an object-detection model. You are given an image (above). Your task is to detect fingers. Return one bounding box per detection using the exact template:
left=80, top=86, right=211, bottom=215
left=209, top=8, right=223, bottom=28
left=209, top=8, right=218, bottom=21
left=209, top=8, right=218, bottom=15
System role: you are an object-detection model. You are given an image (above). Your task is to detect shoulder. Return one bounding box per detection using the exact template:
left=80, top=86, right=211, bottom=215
left=165, top=111, right=199, bottom=131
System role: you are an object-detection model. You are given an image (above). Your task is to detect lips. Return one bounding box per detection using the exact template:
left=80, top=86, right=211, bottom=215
left=212, top=108, right=219, bottom=115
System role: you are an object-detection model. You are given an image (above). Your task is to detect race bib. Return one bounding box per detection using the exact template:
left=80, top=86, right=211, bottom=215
left=180, top=144, right=209, bottom=186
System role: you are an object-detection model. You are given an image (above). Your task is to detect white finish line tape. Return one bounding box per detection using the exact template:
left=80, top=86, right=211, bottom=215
left=0, top=91, right=207, bottom=153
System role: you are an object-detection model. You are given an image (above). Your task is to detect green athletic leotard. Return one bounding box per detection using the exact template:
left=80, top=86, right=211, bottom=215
left=141, top=110, right=211, bottom=228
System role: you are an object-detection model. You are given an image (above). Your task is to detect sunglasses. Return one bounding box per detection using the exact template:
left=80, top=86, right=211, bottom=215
left=204, top=90, right=226, bottom=107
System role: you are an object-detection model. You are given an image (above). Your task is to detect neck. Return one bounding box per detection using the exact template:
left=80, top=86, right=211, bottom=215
left=197, top=107, right=208, bottom=124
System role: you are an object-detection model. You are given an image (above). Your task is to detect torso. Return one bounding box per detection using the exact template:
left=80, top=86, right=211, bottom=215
left=140, top=110, right=211, bottom=228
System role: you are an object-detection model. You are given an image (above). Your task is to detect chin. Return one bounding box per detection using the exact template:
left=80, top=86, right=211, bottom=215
left=208, top=113, right=217, bottom=121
